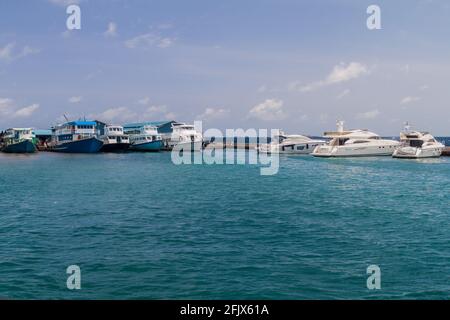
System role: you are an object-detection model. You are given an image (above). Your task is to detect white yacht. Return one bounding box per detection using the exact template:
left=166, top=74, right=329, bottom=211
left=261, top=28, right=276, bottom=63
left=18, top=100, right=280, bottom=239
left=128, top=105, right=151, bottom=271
left=99, top=125, right=130, bottom=152
left=312, top=121, right=399, bottom=157
left=257, top=131, right=326, bottom=154
left=164, top=123, right=203, bottom=151
left=393, top=123, right=444, bottom=159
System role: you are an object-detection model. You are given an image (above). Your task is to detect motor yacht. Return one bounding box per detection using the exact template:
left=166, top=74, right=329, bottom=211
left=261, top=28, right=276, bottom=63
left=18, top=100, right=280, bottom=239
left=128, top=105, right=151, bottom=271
left=257, top=131, right=325, bottom=154
left=312, top=121, right=399, bottom=157
left=393, top=123, right=444, bottom=159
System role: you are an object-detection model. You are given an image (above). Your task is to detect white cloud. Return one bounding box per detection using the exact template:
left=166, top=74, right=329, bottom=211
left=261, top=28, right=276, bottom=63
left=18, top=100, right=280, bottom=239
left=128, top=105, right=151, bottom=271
left=104, top=22, right=117, bottom=37
left=197, top=107, right=230, bottom=121
left=0, top=43, right=15, bottom=61
left=146, top=105, right=167, bottom=114
left=420, top=85, right=429, bottom=91
left=248, top=99, right=286, bottom=121
left=164, top=112, right=176, bottom=120
left=0, top=98, right=39, bottom=119
left=158, top=38, right=173, bottom=48
left=257, top=85, right=267, bottom=93
left=13, top=104, right=40, bottom=118
left=48, top=0, right=81, bottom=6
left=291, top=62, right=369, bottom=92
left=138, top=97, right=150, bottom=105
left=142, top=104, right=174, bottom=120
left=400, top=96, right=420, bottom=104
left=336, top=89, right=350, bottom=100
left=68, top=96, right=82, bottom=103
left=89, top=107, right=137, bottom=123
left=125, top=33, right=175, bottom=49
left=356, top=109, right=380, bottom=120
left=0, top=98, right=14, bottom=115
left=0, top=42, right=40, bottom=62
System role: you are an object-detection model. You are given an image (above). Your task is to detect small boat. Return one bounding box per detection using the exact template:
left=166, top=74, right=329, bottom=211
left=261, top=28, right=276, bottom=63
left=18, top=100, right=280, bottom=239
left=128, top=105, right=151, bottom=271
left=257, top=131, right=326, bottom=154
left=124, top=124, right=163, bottom=152
left=1, top=128, right=37, bottom=153
left=98, top=125, right=130, bottom=152
left=163, top=123, right=203, bottom=151
left=393, top=123, right=445, bottom=159
left=51, top=121, right=103, bottom=153
left=312, top=120, right=399, bottom=157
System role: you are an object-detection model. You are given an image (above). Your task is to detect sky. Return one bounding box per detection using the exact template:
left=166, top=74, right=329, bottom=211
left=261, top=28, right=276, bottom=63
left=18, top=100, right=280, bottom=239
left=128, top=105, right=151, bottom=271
left=1, top=0, right=450, bottom=135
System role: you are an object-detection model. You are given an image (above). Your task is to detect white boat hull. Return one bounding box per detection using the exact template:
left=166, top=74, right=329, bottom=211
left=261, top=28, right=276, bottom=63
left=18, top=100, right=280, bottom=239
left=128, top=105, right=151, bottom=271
left=313, top=142, right=399, bottom=157
left=393, top=146, right=444, bottom=159
left=258, top=142, right=324, bottom=154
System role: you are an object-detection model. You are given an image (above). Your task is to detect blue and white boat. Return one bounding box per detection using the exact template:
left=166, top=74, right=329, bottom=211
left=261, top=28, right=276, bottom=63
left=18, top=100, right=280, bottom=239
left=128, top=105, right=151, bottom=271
left=51, top=121, right=103, bottom=153
left=1, top=128, right=37, bottom=153
left=123, top=124, right=163, bottom=152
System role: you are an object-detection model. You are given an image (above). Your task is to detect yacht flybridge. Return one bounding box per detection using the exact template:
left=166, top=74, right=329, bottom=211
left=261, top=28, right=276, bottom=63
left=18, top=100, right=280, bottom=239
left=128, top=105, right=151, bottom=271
left=257, top=131, right=326, bottom=154
left=312, top=121, right=400, bottom=157
left=393, top=123, right=444, bottom=159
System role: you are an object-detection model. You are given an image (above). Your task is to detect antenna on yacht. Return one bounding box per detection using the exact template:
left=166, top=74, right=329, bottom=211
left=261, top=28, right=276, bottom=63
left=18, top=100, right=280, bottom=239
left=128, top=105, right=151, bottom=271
left=63, top=114, right=69, bottom=122
left=404, top=121, right=411, bottom=132
left=336, top=120, right=344, bottom=133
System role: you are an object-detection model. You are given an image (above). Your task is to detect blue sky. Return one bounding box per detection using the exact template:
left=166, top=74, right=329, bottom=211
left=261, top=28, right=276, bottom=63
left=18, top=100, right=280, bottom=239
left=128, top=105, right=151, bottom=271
left=1, top=0, right=450, bottom=135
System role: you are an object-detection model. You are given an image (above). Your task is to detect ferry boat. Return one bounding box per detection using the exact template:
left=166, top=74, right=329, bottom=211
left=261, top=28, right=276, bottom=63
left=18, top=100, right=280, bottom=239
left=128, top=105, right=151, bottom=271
left=97, top=124, right=130, bottom=152
left=312, top=121, right=399, bottom=157
left=164, top=123, right=203, bottom=151
left=257, top=131, right=326, bottom=154
left=124, top=124, right=163, bottom=152
left=1, top=128, right=37, bottom=153
left=393, top=123, right=444, bottom=159
left=51, top=121, right=103, bottom=153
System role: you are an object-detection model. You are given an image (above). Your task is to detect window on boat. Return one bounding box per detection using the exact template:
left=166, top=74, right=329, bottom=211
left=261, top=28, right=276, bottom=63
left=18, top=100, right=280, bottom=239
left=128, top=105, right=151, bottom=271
left=297, top=146, right=304, bottom=150
left=353, top=140, right=367, bottom=144
left=410, top=140, right=424, bottom=148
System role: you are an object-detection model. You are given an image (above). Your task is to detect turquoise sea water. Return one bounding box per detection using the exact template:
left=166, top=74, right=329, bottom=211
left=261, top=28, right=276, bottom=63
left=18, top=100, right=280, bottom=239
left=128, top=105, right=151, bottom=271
left=1, top=151, right=450, bottom=299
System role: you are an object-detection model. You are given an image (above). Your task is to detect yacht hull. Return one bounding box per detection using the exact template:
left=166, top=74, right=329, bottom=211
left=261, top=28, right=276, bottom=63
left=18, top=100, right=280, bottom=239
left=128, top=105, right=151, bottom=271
left=313, top=144, right=399, bottom=158
left=100, top=142, right=130, bottom=152
left=2, top=140, right=37, bottom=153
left=393, top=146, right=443, bottom=159
left=130, top=140, right=163, bottom=152
left=258, top=142, right=323, bottom=154
left=53, top=137, right=103, bottom=153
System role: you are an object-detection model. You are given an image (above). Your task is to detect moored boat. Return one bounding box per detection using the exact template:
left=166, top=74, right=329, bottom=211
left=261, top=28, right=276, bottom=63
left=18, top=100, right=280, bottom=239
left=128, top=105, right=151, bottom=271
left=124, top=124, right=163, bottom=152
left=393, top=123, right=444, bottom=159
left=257, top=131, right=325, bottom=154
left=164, top=123, right=203, bottom=151
left=50, top=121, right=103, bottom=153
left=1, top=128, right=37, bottom=153
left=312, top=121, right=399, bottom=157
left=96, top=122, right=130, bottom=152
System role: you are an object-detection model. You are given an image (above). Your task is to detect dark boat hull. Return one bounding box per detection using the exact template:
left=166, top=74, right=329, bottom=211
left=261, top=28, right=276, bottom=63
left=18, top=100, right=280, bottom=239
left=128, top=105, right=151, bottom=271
left=53, top=137, right=103, bottom=153
left=100, top=142, right=130, bottom=152
left=129, top=140, right=163, bottom=152
left=2, top=140, right=37, bottom=153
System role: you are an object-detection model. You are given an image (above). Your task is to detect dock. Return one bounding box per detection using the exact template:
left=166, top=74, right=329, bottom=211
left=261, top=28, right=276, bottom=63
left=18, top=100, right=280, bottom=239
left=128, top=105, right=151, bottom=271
left=442, top=147, right=450, bottom=156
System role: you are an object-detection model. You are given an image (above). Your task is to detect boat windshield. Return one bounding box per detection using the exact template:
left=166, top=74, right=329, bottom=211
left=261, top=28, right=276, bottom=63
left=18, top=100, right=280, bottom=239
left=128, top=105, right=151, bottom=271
left=409, top=140, right=424, bottom=148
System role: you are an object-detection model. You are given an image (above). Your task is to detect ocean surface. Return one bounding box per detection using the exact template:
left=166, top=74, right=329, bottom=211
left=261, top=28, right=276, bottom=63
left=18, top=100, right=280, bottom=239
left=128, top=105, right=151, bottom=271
left=1, top=149, right=450, bottom=300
